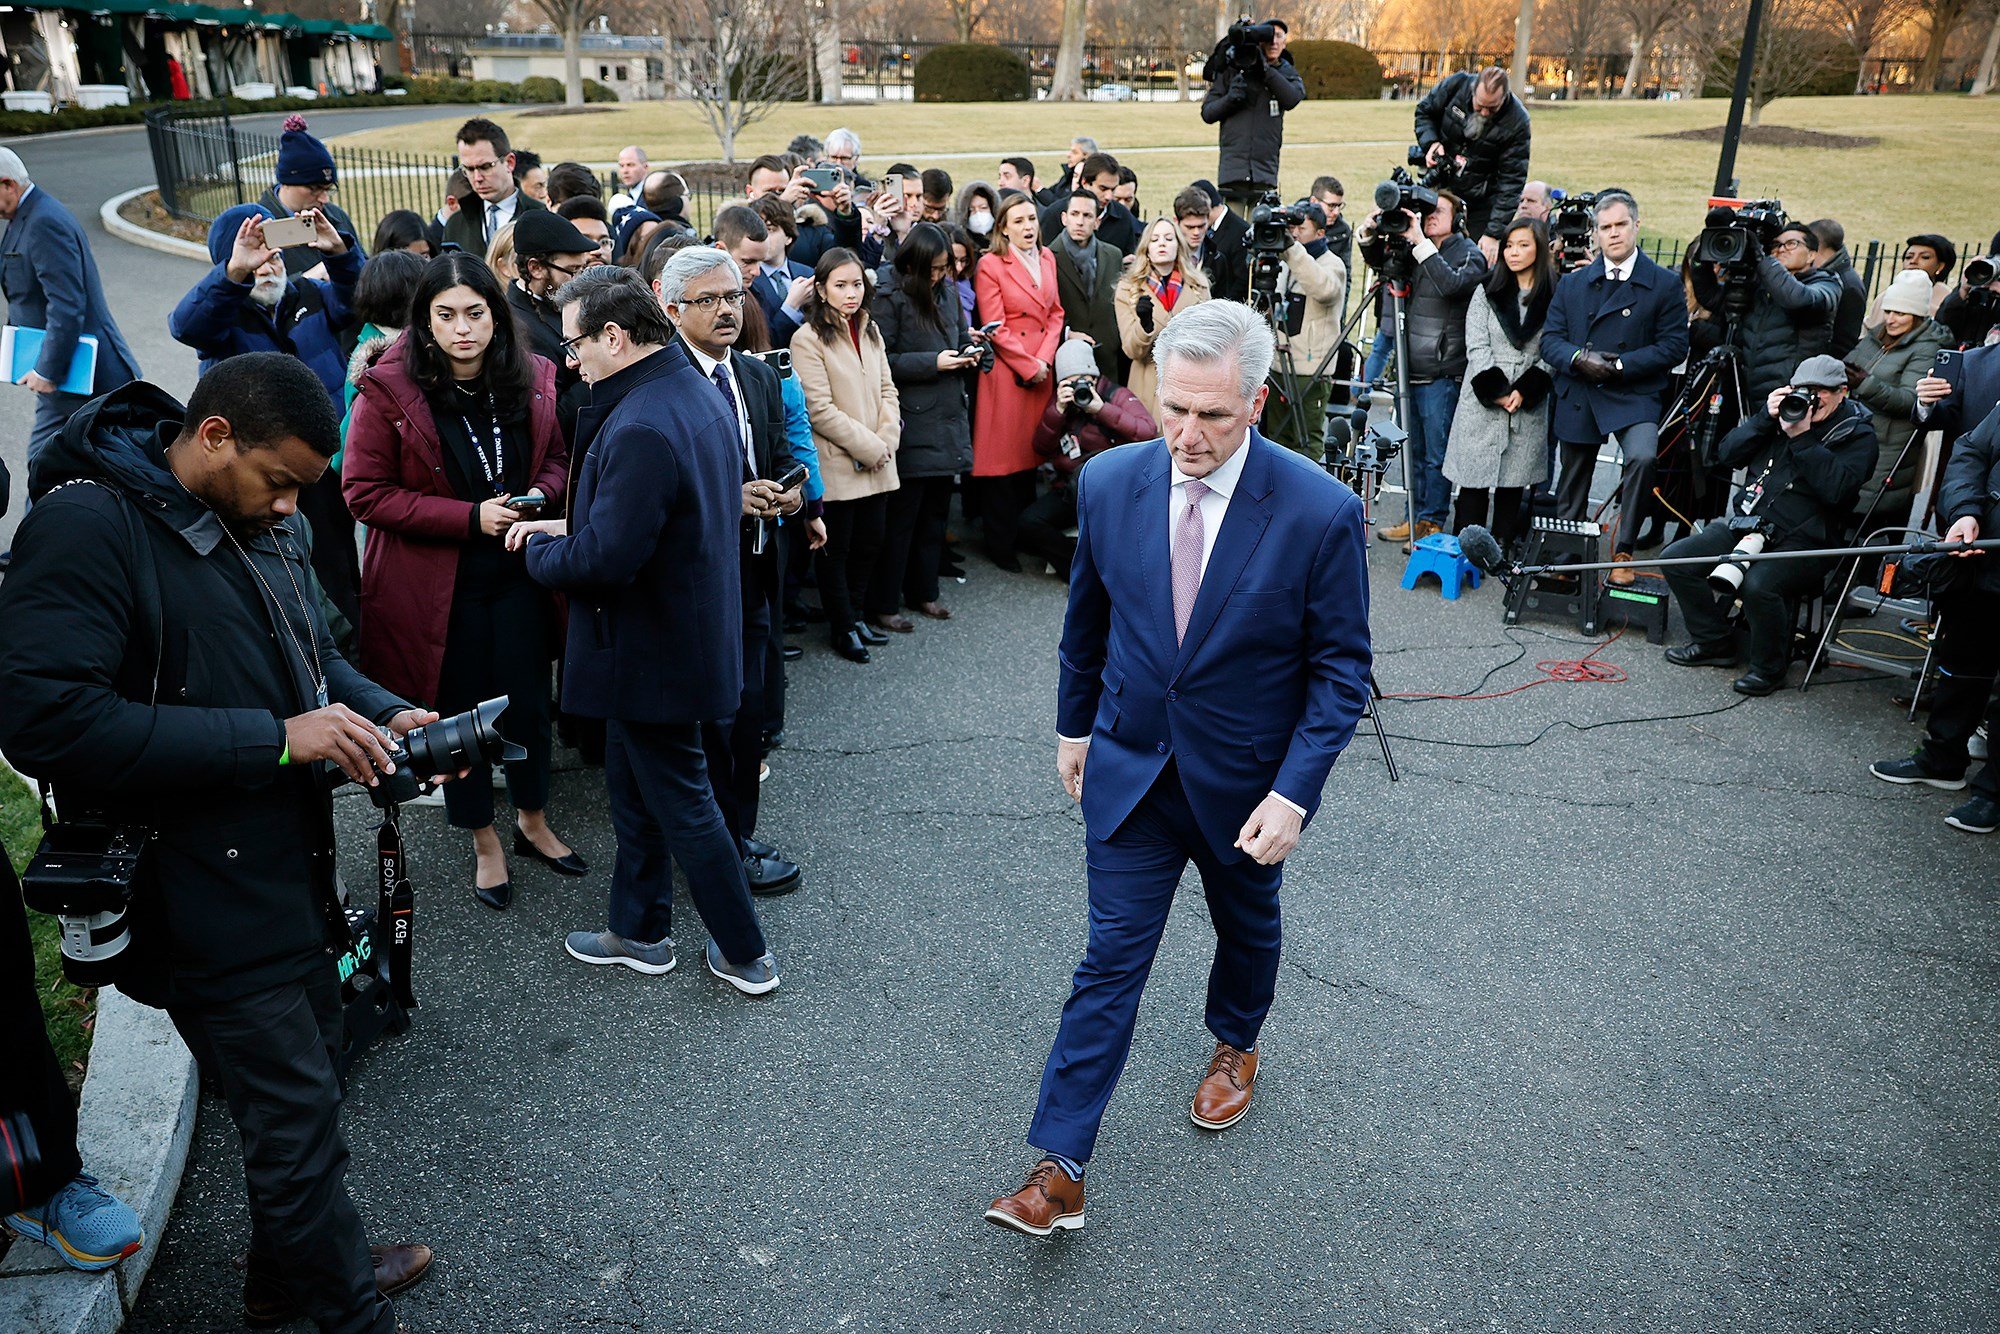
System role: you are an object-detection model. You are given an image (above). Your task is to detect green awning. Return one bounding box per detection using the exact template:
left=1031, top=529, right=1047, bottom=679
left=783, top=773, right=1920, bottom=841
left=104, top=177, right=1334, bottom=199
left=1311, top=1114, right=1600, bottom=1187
left=298, top=17, right=339, bottom=34
left=349, top=22, right=393, bottom=40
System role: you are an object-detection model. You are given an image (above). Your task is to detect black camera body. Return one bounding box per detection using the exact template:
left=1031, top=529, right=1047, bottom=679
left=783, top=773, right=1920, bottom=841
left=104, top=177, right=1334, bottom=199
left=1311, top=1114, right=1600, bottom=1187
left=20, top=815, right=150, bottom=988
left=1777, top=386, right=1816, bottom=424
left=1069, top=377, right=1098, bottom=410
left=1549, top=190, right=1599, bottom=273
left=1220, top=19, right=1279, bottom=74
left=353, top=696, right=527, bottom=810
left=1692, top=199, right=1787, bottom=271
left=1364, top=168, right=1439, bottom=281
left=1246, top=190, right=1299, bottom=309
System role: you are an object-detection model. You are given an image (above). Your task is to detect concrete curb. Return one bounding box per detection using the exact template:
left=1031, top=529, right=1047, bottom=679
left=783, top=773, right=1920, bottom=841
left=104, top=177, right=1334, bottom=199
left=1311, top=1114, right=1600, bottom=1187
left=98, top=187, right=206, bottom=262
left=0, top=988, right=199, bottom=1334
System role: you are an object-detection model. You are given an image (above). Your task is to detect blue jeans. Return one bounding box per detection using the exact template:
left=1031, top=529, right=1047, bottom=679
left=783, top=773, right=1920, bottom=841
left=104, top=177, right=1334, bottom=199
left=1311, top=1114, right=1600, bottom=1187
left=1407, top=378, right=1460, bottom=526
left=1351, top=327, right=1393, bottom=433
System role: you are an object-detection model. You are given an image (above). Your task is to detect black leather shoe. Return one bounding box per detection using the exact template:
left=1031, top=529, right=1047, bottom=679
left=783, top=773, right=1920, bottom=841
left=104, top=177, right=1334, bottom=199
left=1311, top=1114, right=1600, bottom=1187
left=1665, top=641, right=1739, bottom=668
left=1732, top=671, right=1783, bottom=696
left=744, top=852, right=802, bottom=896
left=987, top=551, right=1024, bottom=573
left=854, top=620, right=890, bottom=646
left=833, top=631, right=871, bottom=663
left=474, top=879, right=512, bottom=911
left=744, top=836, right=779, bottom=859
left=513, top=831, right=589, bottom=876
left=782, top=643, right=803, bottom=661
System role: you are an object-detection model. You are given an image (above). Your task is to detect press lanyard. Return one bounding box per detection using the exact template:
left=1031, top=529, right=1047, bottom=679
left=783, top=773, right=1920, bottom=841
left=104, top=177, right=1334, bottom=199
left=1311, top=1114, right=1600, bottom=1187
left=458, top=388, right=506, bottom=496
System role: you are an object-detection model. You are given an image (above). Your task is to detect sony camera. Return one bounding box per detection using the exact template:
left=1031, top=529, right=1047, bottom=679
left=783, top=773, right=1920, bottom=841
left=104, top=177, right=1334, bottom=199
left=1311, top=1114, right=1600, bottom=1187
left=1362, top=168, right=1438, bottom=279
left=1963, top=255, right=1999, bottom=317
left=1709, top=514, right=1769, bottom=595
left=1404, top=142, right=1464, bottom=198
left=1549, top=190, right=1599, bottom=272
left=1777, top=386, right=1818, bottom=425
left=1217, top=19, right=1280, bottom=74
left=1691, top=198, right=1787, bottom=272
left=21, top=812, right=150, bottom=988
left=349, top=696, right=527, bottom=809
left=1247, top=191, right=1300, bottom=307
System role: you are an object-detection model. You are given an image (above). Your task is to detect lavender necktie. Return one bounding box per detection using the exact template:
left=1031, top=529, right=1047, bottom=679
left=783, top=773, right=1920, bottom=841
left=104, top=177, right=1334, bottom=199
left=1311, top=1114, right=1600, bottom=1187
left=712, top=364, right=752, bottom=478
left=1172, top=478, right=1209, bottom=643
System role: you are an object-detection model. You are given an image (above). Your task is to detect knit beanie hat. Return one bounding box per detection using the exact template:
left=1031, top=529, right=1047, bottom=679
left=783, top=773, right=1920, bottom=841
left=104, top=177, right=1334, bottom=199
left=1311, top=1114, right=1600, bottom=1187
left=1054, top=338, right=1099, bottom=382
left=1878, top=269, right=1936, bottom=317
left=275, top=115, right=336, bottom=188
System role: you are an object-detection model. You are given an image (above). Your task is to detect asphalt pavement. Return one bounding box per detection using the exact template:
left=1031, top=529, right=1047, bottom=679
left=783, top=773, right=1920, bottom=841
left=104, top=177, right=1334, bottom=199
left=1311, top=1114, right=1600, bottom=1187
left=6, top=113, right=1994, bottom=1331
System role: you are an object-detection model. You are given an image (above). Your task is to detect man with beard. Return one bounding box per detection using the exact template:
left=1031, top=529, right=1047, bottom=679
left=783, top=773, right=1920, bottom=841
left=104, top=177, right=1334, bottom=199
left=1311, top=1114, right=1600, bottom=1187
left=1413, top=66, right=1532, bottom=264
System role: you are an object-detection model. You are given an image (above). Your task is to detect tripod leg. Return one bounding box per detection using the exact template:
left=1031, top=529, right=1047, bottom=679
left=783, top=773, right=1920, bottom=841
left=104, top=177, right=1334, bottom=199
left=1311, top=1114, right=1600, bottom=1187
left=1367, top=671, right=1399, bottom=782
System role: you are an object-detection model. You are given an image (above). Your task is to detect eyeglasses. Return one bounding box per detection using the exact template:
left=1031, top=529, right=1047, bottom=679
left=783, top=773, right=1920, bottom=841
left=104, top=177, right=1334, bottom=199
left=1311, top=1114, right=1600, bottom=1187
left=300, top=184, right=337, bottom=201
left=544, top=260, right=590, bottom=279
left=680, top=289, right=748, bottom=312
left=558, top=329, right=596, bottom=363
left=1772, top=238, right=1807, bottom=253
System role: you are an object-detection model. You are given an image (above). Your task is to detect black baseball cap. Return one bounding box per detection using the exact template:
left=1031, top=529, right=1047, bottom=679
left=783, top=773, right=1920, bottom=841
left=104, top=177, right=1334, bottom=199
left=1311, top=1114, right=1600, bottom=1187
left=513, top=209, right=601, bottom=259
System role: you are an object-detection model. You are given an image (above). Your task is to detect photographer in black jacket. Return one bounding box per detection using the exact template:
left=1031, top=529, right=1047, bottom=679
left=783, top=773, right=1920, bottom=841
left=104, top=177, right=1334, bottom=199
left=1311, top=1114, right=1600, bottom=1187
left=1694, top=219, right=1841, bottom=408
left=0, top=353, right=437, bottom=1332
left=1868, top=400, right=2000, bottom=835
left=1199, top=18, right=1305, bottom=200
left=1660, top=356, right=1875, bottom=696
left=1413, top=67, right=1532, bottom=264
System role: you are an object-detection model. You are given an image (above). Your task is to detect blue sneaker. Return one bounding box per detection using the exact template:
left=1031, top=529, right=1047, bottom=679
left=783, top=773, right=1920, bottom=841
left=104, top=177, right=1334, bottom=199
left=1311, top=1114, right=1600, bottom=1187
left=5, top=1171, right=144, bottom=1271
left=705, top=939, right=780, bottom=995
left=564, top=929, right=675, bottom=974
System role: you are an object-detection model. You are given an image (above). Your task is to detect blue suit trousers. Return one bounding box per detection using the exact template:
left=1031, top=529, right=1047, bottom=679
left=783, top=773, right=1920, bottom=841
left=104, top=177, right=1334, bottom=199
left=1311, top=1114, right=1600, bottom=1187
left=1027, top=762, right=1283, bottom=1163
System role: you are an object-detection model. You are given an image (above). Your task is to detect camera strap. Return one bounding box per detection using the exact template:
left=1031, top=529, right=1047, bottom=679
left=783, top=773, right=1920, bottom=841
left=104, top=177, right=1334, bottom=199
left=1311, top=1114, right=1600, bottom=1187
left=375, top=806, right=416, bottom=1010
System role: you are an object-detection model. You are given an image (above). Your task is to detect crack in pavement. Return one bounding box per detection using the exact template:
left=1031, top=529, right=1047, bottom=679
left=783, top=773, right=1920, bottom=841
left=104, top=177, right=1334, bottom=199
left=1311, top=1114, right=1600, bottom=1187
left=1284, top=956, right=1422, bottom=1009
left=790, top=732, right=1044, bottom=758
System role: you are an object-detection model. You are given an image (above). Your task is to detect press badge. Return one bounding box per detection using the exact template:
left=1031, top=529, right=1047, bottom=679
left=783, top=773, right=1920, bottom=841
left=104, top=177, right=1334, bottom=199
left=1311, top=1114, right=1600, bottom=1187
left=1269, top=99, right=1280, bottom=117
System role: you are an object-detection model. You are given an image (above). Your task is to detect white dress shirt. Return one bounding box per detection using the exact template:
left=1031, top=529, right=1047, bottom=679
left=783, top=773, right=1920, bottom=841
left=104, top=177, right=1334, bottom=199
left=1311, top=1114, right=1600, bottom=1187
left=483, top=189, right=521, bottom=243
left=1602, top=252, right=1636, bottom=283
left=683, top=339, right=755, bottom=475
left=1063, top=434, right=1306, bottom=819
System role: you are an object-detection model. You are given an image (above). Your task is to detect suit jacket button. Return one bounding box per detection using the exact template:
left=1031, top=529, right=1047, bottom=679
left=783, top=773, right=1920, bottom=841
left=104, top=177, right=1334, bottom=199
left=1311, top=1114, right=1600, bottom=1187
left=1155, top=741, right=1167, bottom=754
left=1167, top=690, right=1178, bottom=701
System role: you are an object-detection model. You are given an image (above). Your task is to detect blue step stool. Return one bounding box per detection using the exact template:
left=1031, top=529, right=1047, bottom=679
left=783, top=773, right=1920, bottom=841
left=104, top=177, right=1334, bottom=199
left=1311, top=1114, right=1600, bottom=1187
left=1401, top=532, right=1482, bottom=600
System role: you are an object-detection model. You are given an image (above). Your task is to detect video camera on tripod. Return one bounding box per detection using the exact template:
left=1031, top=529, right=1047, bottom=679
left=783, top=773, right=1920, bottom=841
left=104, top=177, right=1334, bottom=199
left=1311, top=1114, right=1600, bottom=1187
left=1364, top=167, right=1440, bottom=281
left=1246, top=190, right=1305, bottom=312
left=1549, top=190, right=1599, bottom=272
left=1691, top=196, right=1788, bottom=316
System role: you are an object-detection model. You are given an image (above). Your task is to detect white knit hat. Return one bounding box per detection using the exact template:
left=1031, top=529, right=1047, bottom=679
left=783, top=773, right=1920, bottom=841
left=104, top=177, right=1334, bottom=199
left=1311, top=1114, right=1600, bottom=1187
left=1054, top=338, right=1100, bottom=381
left=1878, top=269, right=1935, bottom=317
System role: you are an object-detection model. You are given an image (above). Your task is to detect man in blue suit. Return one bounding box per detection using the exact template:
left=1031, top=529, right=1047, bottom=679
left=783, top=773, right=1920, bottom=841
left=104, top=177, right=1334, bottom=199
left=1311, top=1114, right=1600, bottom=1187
left=1541, top=190, right=1689, bottom=582
left=507, top=267, right=779, bottom=995
left=987, top=300, right=1373, bottom=1238
left=0, top=148, right=140, bottom=473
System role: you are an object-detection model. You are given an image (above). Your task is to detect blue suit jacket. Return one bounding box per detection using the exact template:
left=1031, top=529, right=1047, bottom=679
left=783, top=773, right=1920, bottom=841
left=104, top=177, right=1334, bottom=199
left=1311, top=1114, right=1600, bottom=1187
left=752, top=259, right=813, bottom=348
left=0, top=185, right=140, bottom=391
left=1540, top=250, right=1689, bottom=440
left=1919, top=341, right=2000, bottom=446
left=1057, top=431, right=1372, bottom=861
left=525, top=341, right=744, bottom=724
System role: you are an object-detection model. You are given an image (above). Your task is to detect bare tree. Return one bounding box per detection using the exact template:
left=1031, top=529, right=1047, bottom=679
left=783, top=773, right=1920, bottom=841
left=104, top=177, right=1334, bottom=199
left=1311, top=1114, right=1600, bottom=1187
left=1049, top=0, right=1089, bottom=99
left=1617, top=0, right=1680, bottom=93
left=1542, top=0, right=1607, bottom=94
left=525, top=0, right=588, bottom=106
left=1915, top=0, right=1974, bottom=87
left=1973, top=0, right=2000, bottom=92
left=941, top=0, right=1000, bottom=42
left=1826, top=0, right=1924, bottom=89
left=1513, top=0, right=1537, bottom=90
left=665, top=0, right=810, bottom=161
left=1667, top=0, right=1745, bottom=96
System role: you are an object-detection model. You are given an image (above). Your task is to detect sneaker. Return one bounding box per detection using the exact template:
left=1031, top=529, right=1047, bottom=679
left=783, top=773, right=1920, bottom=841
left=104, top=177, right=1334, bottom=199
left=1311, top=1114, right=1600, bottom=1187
left=1945, top=794, right=1999, bottom=834
left=1972, top=726, right=1989, bottom=762
left=1869, top=755, right=1968, bottom=790
left=5, top=1172, right=144, bottom=1271
left=705, top=939, right=780, bottom=995
left=563, top=930, right=676, bottom=974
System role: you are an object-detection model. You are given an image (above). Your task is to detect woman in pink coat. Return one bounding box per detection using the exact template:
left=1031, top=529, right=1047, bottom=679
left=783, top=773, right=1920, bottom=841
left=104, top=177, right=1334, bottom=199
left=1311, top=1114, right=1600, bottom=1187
left=971, top=191, right=1062, bottom=571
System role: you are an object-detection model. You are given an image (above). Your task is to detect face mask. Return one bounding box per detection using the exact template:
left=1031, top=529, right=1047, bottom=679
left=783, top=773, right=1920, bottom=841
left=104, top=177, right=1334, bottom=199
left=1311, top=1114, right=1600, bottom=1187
left=968, top=211, right=994, bottom=236
left=249, top=271, right=288, bottom=309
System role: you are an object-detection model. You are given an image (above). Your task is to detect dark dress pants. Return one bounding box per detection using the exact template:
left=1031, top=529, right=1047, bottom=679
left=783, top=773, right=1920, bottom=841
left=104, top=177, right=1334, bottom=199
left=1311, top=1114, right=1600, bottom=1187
left=1918, top=589, right=2000, bottom=797
left=973, top=470, right=1038, bottom=563
left=1017, top=484, right=1079, bottom=576
left=603, top=718, right=767, bottom=964
left=1, top=849, right=84, bottom=1208
left=168, top=967, right=392, bottom=1334
left=1452, top=486, right=1526, bottom=550
left=817, top=492, right=889, bottom=636
left=1027, top=762, right=1282, bottom=1164
left=871, top=474, right=954, bottom=613
left=1660, top=523, right=1828, bottom=677
left=298, top=473, right=362, bottom=633
left=434, top=578, right=554, bottom=832
left=702, top=572, right=771, bottom=853
left=1556, top=420, right=1660, bottom=554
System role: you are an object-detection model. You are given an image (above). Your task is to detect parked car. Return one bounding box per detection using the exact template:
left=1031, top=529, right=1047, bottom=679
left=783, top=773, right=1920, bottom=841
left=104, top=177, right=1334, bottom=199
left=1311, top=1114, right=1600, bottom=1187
left=1089, top=82, right=1136, bottom=101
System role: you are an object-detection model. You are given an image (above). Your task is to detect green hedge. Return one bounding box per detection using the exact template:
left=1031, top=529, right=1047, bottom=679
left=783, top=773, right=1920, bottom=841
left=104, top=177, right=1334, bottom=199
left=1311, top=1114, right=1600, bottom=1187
left=1290, top=41, right=1383, bottom=99
left=914, top=44, right=1031, bottom=102
left=518, top=75, right=564, bottom=103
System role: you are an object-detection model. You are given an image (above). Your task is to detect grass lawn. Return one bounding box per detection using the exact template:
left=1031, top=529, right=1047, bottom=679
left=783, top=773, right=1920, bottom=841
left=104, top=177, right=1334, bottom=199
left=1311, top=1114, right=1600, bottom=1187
left=336, top=93, right=1997, bottom=252
left=2, top=765, right=95, bottom=1088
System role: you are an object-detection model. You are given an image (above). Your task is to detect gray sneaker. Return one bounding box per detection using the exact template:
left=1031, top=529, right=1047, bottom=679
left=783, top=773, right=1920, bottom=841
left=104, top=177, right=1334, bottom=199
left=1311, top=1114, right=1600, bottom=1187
left=564, top=930, right=676, bottom=975
left=705, top=939, right=780, bottom=995
left=1972, top=726, right=1989, bottom=762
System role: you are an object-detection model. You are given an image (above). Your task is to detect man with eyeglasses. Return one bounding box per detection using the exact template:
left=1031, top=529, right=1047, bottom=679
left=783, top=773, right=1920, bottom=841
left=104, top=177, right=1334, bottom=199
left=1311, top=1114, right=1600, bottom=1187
left=441, top=116, right=546, bottom=257
left=1719, top=219, right=1841, bottom=414
left=257, top=115, right=360, bottom=278
left=823, top=127, right=870, bottom=189
left=1309, top=174, right=1352, bottom=281
left=507, top=210, right=603, bottom=443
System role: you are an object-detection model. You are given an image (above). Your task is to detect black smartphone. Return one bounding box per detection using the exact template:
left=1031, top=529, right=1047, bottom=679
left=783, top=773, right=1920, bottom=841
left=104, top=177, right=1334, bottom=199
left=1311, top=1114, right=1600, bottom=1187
left=504, top=491, right=546, bottom=513
left=800, top=166, right=842, bottom=193
left=772, top=463, right=809, bottom=493
left=1933, top=348, right=1961, bottom=376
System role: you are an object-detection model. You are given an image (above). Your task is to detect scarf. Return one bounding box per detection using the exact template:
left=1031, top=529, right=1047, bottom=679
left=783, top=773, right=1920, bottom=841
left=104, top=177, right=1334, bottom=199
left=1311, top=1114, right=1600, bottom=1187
left=1148, top=269, right=1183, bottom=312
left=1059, top=232, right=1097, bottom=291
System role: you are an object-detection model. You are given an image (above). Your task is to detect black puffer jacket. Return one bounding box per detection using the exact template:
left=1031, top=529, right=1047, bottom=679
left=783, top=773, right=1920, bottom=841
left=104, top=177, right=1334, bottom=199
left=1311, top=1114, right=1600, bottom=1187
left=1819, top=248, right=1867, bottom=358
left=1716, top=395, right=1877, bottom=548
left=1936, top=400, right=2000, bottom=594
left=0, top=382, right=408, bottom=1007
left=1413, top=72, right=1532, bottom=240
left=1200, top=54, right=1305, bottom=191
left=872, top=276, right=972, bottom=479
left=1394, top=232, right=1490, bottom=384
left=1722, top=258, right=1842, bottom=403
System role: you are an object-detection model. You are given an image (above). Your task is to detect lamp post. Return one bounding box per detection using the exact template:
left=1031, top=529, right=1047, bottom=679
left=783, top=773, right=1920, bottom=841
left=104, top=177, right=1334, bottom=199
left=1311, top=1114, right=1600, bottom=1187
left=1711, top=0, right=1766, bottom=195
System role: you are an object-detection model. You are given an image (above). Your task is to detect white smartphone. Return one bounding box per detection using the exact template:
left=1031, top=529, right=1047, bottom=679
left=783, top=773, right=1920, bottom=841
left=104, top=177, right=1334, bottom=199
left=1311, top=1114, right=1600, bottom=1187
left=261, top=214, right=318, bottom=248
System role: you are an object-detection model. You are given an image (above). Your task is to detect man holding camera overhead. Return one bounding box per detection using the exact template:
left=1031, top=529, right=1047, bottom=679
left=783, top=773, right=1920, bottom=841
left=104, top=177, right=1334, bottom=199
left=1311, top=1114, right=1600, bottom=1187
left=1200, top=18, right=1304, bottom=201
left=1413, top=67, right=1532, bottom=264
left=1542, top=190, right=1689, bottom=582
left=1658, top=355, right=1875, bottom=696
left=0, top=353, right=439, bottom=1332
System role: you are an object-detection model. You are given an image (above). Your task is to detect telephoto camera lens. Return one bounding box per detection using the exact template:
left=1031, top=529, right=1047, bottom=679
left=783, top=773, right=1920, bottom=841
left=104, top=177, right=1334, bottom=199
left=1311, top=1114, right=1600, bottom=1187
left=1778, top=388, right=1815, bottom=424
left=399, top=696, right=529, bottom=783
left=1708, top=530, right=1769, bottom=595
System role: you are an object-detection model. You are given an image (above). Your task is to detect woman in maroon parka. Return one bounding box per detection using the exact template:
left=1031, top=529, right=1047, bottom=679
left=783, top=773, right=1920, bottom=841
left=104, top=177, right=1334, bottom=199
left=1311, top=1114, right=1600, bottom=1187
left=343, top=252, right=583, bottom=910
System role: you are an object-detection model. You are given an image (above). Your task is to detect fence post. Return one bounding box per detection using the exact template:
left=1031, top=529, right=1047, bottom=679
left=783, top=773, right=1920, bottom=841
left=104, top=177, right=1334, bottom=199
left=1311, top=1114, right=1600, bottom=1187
left=1860, top=239, right=1882, bottom=295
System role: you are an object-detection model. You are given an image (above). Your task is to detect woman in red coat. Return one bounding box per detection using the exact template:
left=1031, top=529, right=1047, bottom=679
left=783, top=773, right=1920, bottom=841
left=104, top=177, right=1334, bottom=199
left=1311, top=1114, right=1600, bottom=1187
left=971, top=190, right=1062, bottom=571
left=343, top=252, right=582, bottom=911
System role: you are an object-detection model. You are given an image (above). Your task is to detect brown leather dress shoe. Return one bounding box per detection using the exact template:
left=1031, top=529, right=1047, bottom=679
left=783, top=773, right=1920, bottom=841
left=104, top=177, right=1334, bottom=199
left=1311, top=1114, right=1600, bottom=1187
left=868, top=612, right=916, bottom=634
left=913, top=601, right=952, bottom=620
left=243, top=1243, right=434, bottom=1326
left=1191, top=1042, right=1259, bottom=1130
left=1607, top=552, right=1637, bottom=586
left=984, top=1160, right=1085, bottom=1237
